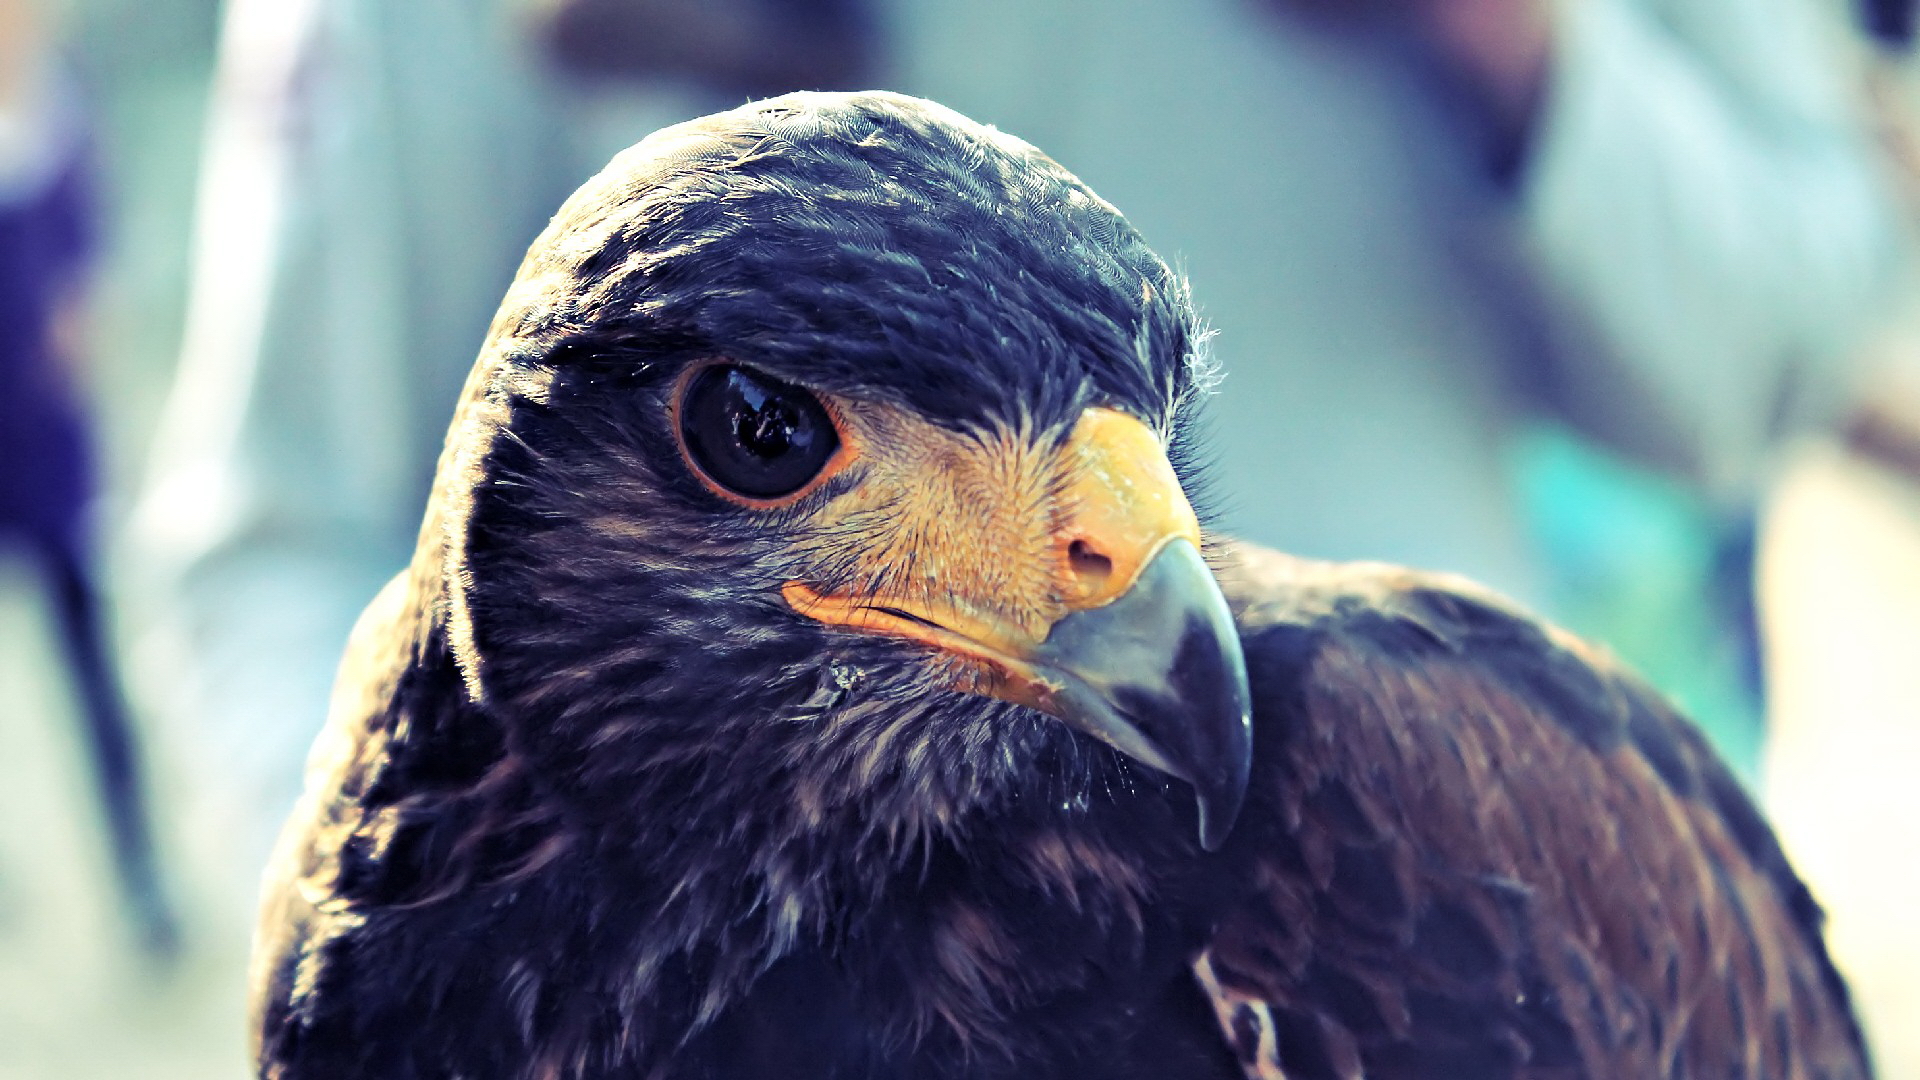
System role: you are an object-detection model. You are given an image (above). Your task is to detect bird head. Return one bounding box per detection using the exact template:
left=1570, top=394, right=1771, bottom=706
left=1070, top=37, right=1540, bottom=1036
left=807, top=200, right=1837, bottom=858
left=425, top=92, right=1252, bottom=855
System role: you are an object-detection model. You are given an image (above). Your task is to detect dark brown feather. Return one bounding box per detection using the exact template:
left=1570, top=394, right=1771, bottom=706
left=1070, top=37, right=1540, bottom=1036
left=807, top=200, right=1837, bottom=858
left=1196, top=543, right=1868, bottom=1080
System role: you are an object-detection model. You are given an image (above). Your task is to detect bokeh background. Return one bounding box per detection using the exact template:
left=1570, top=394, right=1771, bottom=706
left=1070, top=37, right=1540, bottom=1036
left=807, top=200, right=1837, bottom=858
left=4, top=0, right=1920, bottom=1074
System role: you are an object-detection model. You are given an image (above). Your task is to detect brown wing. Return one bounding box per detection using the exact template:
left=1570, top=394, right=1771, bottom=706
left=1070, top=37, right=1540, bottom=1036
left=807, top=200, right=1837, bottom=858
left=1193, top=544, right=1869, bottom=1080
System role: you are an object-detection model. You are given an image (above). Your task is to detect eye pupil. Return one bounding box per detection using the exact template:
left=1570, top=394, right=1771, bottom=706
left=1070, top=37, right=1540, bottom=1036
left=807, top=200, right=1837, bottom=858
left=736, top=401, right=795, bottom=458
left=680, top=364, right=840, bottom=500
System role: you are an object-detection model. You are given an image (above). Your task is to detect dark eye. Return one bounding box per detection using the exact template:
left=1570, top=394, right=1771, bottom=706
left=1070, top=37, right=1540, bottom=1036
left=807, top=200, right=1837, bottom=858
left=678, top=364, right=842, bottom=501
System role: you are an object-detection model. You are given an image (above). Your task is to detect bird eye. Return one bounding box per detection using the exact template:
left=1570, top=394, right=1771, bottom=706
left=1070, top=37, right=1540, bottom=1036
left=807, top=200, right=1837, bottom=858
left=677, top=364, right=842, bottom=502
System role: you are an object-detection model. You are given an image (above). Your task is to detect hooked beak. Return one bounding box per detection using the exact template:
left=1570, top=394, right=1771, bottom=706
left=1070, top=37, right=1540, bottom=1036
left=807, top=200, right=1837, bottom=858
left=1024, top=537, right=1251, bottom=849
left=783, top=407, right=1254, bottom=849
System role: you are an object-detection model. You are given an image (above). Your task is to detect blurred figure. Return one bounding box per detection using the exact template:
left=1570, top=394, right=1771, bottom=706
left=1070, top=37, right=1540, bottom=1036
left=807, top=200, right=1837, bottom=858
left=0, top=0, right=175, bottom=955
left=133, top=0, right=875, bottom=921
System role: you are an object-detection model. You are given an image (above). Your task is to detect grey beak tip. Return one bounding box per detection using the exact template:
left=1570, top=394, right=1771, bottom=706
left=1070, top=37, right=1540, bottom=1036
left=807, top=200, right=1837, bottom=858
left=1198, top=808, right=1231, bottom=852
left=1195, top=711, right=1253, bottom=851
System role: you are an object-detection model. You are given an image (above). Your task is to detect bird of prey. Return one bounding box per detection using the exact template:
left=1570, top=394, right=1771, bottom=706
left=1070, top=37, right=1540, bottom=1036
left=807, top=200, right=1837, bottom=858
left=251, top=91, right=1869, bottom=1080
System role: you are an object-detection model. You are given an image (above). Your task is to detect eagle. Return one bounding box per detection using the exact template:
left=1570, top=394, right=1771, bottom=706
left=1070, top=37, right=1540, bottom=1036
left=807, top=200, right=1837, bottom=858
left=251, top=91, right=1869, bottom=1080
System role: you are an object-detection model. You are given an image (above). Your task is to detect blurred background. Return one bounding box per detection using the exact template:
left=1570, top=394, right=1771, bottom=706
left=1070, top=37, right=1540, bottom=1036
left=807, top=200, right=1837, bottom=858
left=3, top=0, right=1920, bottom=1074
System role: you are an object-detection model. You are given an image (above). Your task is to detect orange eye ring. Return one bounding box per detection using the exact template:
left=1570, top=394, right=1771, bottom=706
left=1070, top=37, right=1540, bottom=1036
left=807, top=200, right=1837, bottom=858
left=668, top=359, right=859, bottom=510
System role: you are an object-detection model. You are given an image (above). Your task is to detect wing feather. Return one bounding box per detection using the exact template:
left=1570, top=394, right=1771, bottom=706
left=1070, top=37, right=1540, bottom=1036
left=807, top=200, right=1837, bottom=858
left=1196, top=543, right=1868, bottom=1080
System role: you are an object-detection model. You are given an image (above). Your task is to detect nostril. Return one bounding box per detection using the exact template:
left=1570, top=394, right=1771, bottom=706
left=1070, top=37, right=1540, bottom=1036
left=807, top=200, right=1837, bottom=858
left=1068, top=538, right=1114, bottom=586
